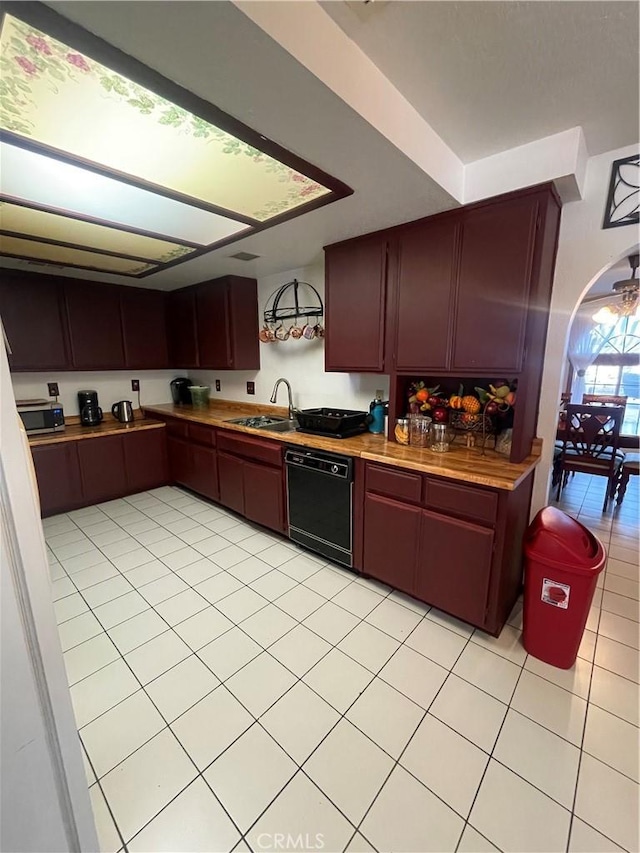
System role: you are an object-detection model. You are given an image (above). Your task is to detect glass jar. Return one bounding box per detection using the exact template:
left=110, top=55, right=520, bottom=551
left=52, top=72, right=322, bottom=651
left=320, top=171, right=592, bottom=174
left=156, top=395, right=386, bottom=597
left=409, top=415, right=431, bottom=447
left=394, top=418, right=410, bottom=445
left=429, top=422, right=453, bottom=452
left=189, top=385, right=210, bottom=408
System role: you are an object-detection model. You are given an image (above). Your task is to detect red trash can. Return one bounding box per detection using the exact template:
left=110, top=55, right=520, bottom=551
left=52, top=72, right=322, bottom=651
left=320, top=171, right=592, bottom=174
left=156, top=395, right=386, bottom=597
left=523, top=506, right=606, bottom=669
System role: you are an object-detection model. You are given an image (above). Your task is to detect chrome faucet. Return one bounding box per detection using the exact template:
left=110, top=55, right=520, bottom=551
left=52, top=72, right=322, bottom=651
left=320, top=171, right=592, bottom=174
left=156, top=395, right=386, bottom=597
left=270, top=377, right=295, bottom=419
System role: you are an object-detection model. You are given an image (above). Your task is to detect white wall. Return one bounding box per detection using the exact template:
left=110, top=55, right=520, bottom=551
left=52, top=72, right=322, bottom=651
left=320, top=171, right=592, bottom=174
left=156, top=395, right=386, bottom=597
left=189, top=263, right=390, bottom=412
left=532, top=144, right=640, bottom=514
left=11, top=369, right=176, bottom=418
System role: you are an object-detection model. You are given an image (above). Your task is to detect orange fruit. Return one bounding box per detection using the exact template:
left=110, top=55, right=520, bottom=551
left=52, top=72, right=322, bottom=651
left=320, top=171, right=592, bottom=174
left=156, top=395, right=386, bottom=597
left=415, top=389, right=429, bottom=402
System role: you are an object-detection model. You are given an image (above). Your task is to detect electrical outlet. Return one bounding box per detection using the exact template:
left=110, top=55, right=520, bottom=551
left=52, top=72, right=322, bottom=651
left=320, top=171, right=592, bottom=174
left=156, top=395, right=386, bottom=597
left=215, top=379, right=221, bottom=392
left=131, top=379, right=140, bottom=392
left=246, top=381, right=255, bottom=395
left=47, top=382, right=59, bottom=397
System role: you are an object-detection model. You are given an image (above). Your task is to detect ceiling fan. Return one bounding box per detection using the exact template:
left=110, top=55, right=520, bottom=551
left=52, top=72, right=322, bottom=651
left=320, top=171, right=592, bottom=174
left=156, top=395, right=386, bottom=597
left=591, top=253, right=639, bottom=323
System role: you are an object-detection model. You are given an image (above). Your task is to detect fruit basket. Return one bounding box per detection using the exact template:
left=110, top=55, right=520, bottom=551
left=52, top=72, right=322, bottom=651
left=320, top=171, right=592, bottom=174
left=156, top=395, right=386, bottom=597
left=450, top=411, right=496, bottom=450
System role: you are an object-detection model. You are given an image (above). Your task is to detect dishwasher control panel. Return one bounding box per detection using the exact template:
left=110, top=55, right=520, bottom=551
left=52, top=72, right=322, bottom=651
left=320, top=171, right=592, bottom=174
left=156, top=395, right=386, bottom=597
left=284, top=448, right=353, bottom=480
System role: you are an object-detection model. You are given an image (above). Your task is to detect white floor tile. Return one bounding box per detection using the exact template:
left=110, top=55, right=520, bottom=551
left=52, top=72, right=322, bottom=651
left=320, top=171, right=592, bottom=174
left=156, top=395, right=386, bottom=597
left=568, top=817, right=624, bottom=852
left=64, top=633, right=120, bottom=686
left=93, top=591, right=150, bottom=630
left=494, top=709, right=581, bottom=808
left=401, top=713, right=488, bottom=819
left=107, top=609, right=169, bottom=655
left=379, top=645, right=448, bottom=710
left=458, top=825, right=500, bottom=852
left=258, top=543, right=298, bottom=569
left=227, top=555, right=273, bottom=584
left=160, top=546, right=203, bottom=571
left=524, top=653, right=594, bottom=699
left=303, top=648, right=373, bottom=713
left=365, top=597, right=423, bottom=640
left=246, top=771, right=354, bottom=853
left=303, top=565, right=353, bottom=598
left=174, top=557, right=222, bottom=586
left=145, top=654, right=219, bottom=722
left=146, top=536, right=187, bottom=558
left=471, top=624, right=527, bottom=665
left=127, top=777, right=240, bottom=853
left=228, top=603, right=295, bottom=649
left=589, top=665, right=640, bottom=725
left=598, top=609, right=640, bottom=649
left=195, top=572, right=243, bottom=605
left=331, top=583, right=385, bottom=618
left=173, top=605, right=234, bottom=651
left=215, top=586, right=269, bottom=623
left=175, top=525, right=215, bottom=546
left=387, top=588, right=432, bottom=615
left=608, top=543, right=640, bottom=565
left=344, top=832, right=376, bottom=852
left=123, top=560, right=171, bottom=589
left=90, top=528, right=133, bottom=548
left=405, top=618, right=468, bottom=669
left=453, top=643, right=521, bottom=703
left=607, top=557, right=640, bottom=582
left=260, top=681, right=340, bottom=764
left=54, top=592, right=89, bottom=625
left=211, top=544, right=253, bottom=570
left=52, top=576, right=77, bottom=601
left=70, top=562, right=120, bottom=591
left=204, top=723, right=296, bottom=831
left=125, top=630, right=191, bottom=685
left=511, top=670, right=588, bottom=746
left=81, top=690, right=165, bottom=778
left=594, top=635, right=639, bottom=683
left=337, top=621, right=400, bottom=673
left=429, top=674, right=507, bottom=753
left=302, top=600, right=360, bottom=644
left=360, top=765, right=464, bottom=853
left=138, top=573, right=190, bottom=607
left=51, top=538, right=96, bottom=560
left=193, top=533, right=231, bottom=557
left=249, top=569, right=298, bottom=601
left=425, top=607, right=474, bottom=638
left=171, top=685, right=253, bottom=770
left=155, top=588, right=209, bottom=626
left=89, top=784, right=122, bottom=853
left=63, top=549, right=111, bottom=574
left=70, top=659, right=139, bottom=728
left=470, top=760, right=571, bottom=853
left=58, top=611, right=104, bottom=651
left=110, top=548, right=156, bottom=573
left=100, top=728, right=197, bottom=844
left=225, top=652, right=297, bottom=717
left=583, top=704, right=640, bottom=781
left=602, top=589, right=640, bottom=622
left=275, top=585, right=326, bottom=621
left=197, top=626, right=262, bottom=680
left=277, top=552, right=325, bottom=581
left=83, top=576, right=134, bottom=609
left=269, top=624, right=331, bottom=677
left=305, top=718, right=393, bottom=823
left=574, top=754, right=640, bottom=852
left=236, top=531, right=278, bottom=553
left=346, top=677, right=423, bottom=759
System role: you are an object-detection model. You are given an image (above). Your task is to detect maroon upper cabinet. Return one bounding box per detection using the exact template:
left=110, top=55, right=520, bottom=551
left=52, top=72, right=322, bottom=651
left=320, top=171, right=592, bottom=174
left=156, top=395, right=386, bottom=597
left=0, top=273, right=70, bottom=371
left=393, top=218, right=459, bottom=373
left=167, top=288, right=199, bottom=369
left=121, top=288, right=168, bottom=369
left=325, top=236, right=388, bottom=372
left=197, top=276, right=259, bottom=370
left=452, top=194, right=539, bottom=374
left=65, top=280, right=125, bottom=369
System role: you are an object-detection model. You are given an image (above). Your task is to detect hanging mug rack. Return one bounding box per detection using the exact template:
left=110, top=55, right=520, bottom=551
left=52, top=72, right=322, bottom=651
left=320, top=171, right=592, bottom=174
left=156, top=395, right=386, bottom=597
left=260, top=279, right=324, bottom=343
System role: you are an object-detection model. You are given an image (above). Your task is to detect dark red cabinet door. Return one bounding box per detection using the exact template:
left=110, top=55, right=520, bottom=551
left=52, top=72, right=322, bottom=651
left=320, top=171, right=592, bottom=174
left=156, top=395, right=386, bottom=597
left=197, top=280, right=231, bottom=369
left=453, top=196, right=538, bottom=373
left=30, top=443, right=83, bottom=517
left=189, top=444, right=219, bottom=502
left=325, top=238, right=387, bottom=372
left=123, top=429, right=168, bottom=494
left=167, top=289, right=199, bottom=368
left=167, top=436, right=192, bottom=488
left=65, top=281, right=125, bottom=369
left=416, top=510, right=494, bottom=626
left=394, top=218, right=458, bottom=372
left=121, top=288, right=168, bottom=368
left=218, top=452, right=245, bottom=515
left=227, top=276, right=260, bottom=370
left=243, top=460, right=285, bottom=534
left=362, top=493, right=421, bottom=596
left=77, top=435, right=127, bottom=505
left=0, top=274, right=69, bottom=371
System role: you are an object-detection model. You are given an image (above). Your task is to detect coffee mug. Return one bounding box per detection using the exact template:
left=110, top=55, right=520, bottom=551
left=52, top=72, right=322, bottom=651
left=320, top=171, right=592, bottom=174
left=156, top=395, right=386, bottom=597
left=274, top=323, right=289, bottom=341
left=314, top=322, right=325, bottom=338
left=259, top=325, right=271, bottom=343
left=302, top=323, right=316, bottom=340
left=290, top=324, right=303, bottom=339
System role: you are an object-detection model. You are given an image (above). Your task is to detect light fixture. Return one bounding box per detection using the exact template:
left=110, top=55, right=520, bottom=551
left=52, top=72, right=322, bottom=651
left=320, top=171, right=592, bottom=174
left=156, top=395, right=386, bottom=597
left=592, top=253, right=639, bottom=322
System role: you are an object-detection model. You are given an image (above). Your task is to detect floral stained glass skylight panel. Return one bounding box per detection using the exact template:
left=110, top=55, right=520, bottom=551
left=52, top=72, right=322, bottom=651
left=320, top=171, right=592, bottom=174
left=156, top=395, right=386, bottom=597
left=0, top=13, right=332, bottom=221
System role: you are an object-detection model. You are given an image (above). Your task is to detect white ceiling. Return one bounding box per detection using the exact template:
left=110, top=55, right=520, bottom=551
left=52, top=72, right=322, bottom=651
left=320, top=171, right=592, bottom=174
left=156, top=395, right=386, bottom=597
left=2, top=0, right=638, bottom=290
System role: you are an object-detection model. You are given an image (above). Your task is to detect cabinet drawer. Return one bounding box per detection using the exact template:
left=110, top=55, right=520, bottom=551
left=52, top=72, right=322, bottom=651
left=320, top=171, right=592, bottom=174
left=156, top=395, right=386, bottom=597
left=165, top=418, right=189, bottom=439
left=188, top=422, right=216, bottom=447
left=425, top=479, right=498, bottom=525
left=218, top=431, right=282, bottom=467
left=366, top=463, right=422, bottom=504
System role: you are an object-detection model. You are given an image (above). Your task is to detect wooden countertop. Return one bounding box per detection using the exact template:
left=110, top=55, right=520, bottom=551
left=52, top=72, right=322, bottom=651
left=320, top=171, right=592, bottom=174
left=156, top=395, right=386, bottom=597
left=28, top=415, right=165, bottom=447
left=143, top=402, right=541, bottom=491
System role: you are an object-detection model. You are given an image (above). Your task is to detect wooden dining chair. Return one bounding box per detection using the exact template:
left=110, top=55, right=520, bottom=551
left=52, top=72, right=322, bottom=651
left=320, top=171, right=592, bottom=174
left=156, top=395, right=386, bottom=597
left=556, top=404, right=625, bottom=511
left=582, top=394, right=628, bottom=411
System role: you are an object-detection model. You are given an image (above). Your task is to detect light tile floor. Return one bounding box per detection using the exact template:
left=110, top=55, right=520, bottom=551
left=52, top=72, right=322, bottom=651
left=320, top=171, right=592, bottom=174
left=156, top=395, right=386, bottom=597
left=43, top=474, right=639, bottom=853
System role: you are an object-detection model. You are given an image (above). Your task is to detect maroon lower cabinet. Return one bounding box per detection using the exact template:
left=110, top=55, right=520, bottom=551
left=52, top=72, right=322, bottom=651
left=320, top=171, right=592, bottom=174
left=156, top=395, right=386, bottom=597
left=362, top=493, right=421, bottom=595
left=218, top=451, right=245, bottom=515
left=77, top=435, right=127, bottom=505
left=30, top=443, right=83, bottom=517
left=123, top=430, right=168, bottom=494
left=167, top=436, right=193, bottom=489
left=415, top=511, right=495, bottom=627
left=243, top=460, right=285, bottom=534
left=189, top=444, right=219, bottom=502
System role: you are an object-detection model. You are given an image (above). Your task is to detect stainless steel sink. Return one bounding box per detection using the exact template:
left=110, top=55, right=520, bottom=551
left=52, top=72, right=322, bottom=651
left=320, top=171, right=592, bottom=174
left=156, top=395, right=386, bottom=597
left=224, top=415, right=297, bottom=431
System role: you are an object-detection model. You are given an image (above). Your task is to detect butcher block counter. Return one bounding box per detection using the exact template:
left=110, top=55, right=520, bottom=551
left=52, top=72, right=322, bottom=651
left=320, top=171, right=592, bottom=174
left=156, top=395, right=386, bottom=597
left=142, top=401, right=541, bottom=491
left=28, top=414, right=165, bottom=446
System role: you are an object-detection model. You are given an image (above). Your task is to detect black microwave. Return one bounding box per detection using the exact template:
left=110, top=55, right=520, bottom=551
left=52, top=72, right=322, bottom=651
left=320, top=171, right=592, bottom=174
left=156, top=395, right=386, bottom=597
left=17, top=400, right=65, bottom=435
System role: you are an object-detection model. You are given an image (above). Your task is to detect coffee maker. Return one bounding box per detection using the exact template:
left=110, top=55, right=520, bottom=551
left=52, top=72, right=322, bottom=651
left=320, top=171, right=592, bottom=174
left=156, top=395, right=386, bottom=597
left=78, top=390, right=103, bottom=426
left=170, top=377, right=192, bottom=405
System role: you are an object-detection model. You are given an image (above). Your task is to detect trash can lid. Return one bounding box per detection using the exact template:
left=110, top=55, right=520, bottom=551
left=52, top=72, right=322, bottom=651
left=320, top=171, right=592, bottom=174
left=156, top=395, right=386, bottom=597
left=524, top=506, right=605, bottom=573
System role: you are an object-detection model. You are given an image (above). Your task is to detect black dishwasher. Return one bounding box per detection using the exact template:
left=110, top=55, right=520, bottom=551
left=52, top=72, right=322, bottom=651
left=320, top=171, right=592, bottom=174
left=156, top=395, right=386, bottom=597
left=284, top=447, right=354, bottom=568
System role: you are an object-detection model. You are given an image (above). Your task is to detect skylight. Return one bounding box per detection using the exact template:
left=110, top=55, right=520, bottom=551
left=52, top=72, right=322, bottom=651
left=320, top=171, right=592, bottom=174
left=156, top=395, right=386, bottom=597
left=0, top=7, right=351, bottom=278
